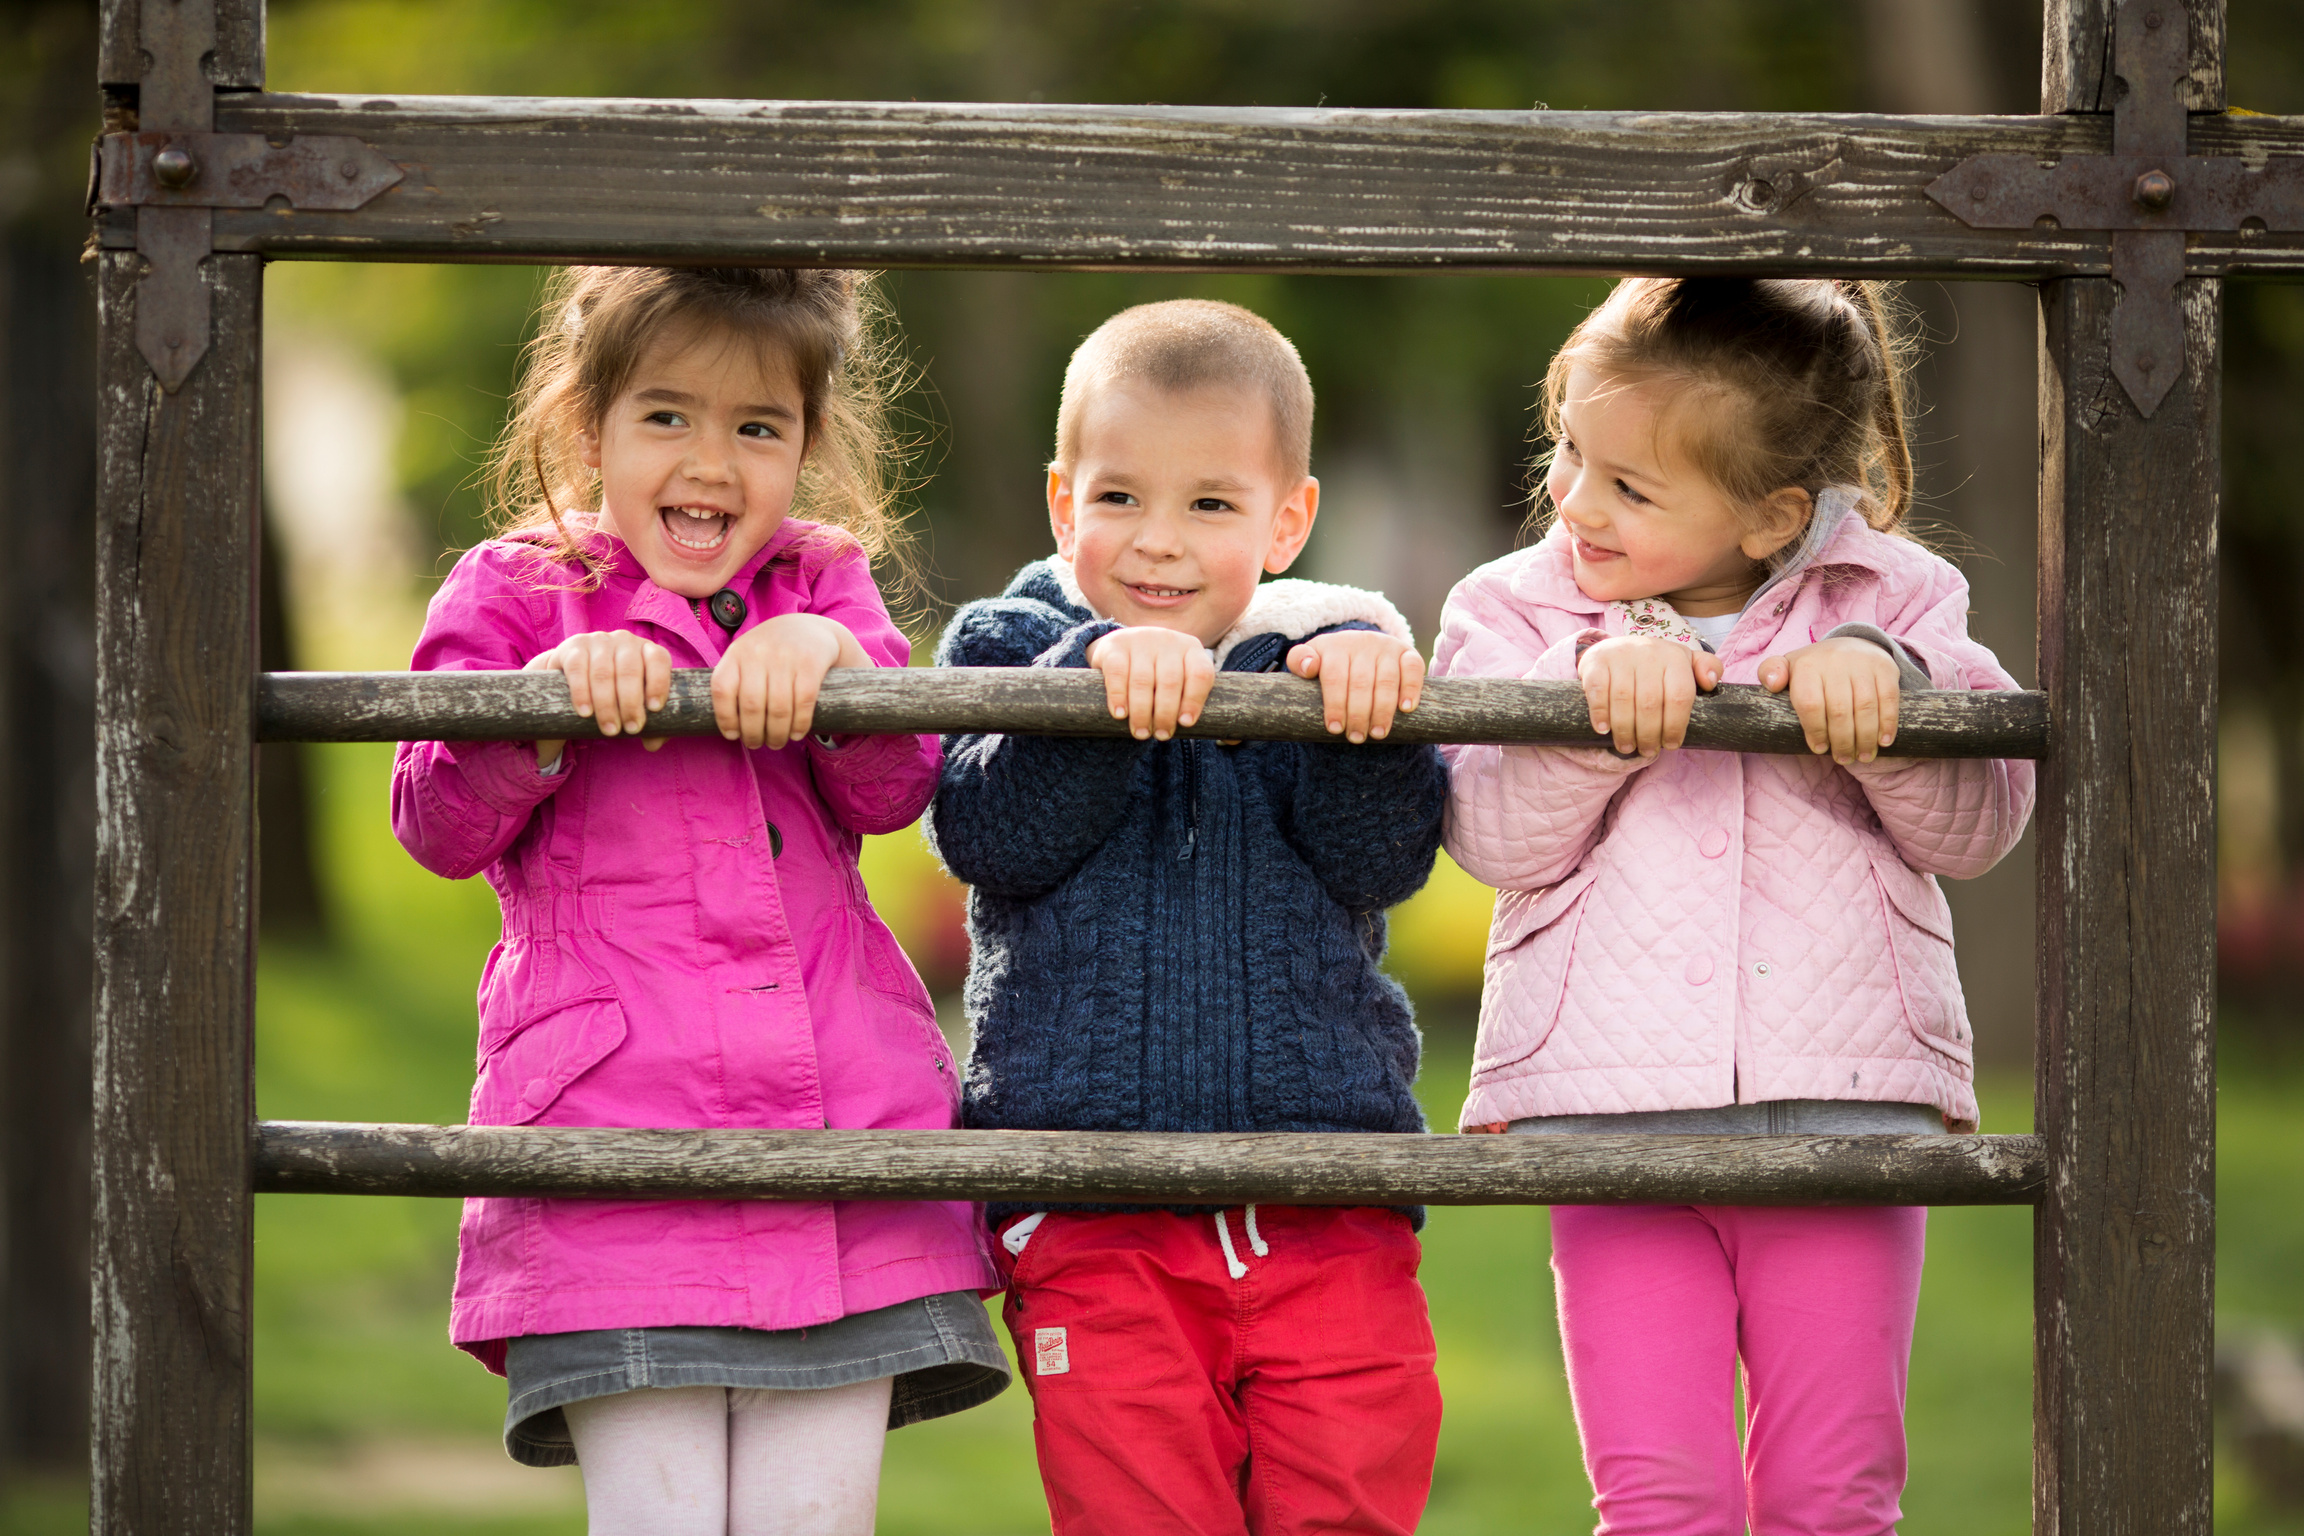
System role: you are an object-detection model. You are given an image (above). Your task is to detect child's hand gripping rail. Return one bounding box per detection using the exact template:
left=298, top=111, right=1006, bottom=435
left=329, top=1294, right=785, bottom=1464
left=258, top=667, right=2050, bottom=758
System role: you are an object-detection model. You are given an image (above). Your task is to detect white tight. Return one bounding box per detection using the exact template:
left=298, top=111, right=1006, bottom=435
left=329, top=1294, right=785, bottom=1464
left=561, top=1378, right=893, bottom=1536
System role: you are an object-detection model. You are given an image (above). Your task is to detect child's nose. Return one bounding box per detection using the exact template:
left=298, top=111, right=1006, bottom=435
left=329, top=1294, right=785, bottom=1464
left=683, top=438, right=733, bottom=483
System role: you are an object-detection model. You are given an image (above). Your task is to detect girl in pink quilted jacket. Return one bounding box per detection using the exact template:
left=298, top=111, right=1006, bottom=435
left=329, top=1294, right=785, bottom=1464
left=394, top=267, right=1005, bottom=1536
left=1431, top=277, right=2034, bottom=1536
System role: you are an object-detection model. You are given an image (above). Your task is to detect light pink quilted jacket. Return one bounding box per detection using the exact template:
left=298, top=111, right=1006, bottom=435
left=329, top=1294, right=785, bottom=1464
left=1432, top=513, right=2035, bottom=1134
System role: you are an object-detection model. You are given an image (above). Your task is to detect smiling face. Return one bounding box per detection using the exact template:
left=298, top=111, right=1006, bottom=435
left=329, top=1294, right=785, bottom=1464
left=1049, top=380, right=1317, bottom=647
left=1546, top=364, right=1809, bottom=617
left=576, top=328, right=808, bottom=598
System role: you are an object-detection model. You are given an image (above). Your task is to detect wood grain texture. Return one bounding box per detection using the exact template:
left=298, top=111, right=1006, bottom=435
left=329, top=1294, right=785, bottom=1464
left=2043, top=0, right=2226, bottom=115
left=2033, top=275, right=2218, bottom=1536
left=75, top=95, right=2304, bottom=277
left=92, top=252, right=259, bottom=1534
left=254, top=1122, right=2046, bottom=1208
left=256, top=668, right=2051, bottom=758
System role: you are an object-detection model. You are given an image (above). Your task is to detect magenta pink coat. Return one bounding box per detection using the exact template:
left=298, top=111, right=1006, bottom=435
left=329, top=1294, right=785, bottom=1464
left=393, top=520, right=996, bottom=1373
left=1432, top=511, right=2035, bottom=1134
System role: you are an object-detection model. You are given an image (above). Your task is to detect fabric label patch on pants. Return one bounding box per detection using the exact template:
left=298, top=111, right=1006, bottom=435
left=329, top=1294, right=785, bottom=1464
left=1034, top=1327, right=1071, bottom=1376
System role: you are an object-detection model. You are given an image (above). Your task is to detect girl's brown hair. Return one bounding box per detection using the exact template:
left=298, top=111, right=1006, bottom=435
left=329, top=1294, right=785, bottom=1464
left=484, top=265, right=917, bottom=599
left=1539, top=276, right=1915, bottom=541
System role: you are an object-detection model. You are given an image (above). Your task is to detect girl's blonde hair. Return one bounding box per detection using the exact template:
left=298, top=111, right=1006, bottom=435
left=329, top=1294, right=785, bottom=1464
left=1540, top=276, right=1915, bottom=539
left=484, top=265, right=917, bottom=600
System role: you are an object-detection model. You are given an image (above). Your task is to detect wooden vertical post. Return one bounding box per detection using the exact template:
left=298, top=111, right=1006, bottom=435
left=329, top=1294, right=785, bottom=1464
left=91, top=0, right=264, bottom=1522
left=91, top=250, right=263, bottom=1535
left=2035, top=5, right=2222, bottom=1532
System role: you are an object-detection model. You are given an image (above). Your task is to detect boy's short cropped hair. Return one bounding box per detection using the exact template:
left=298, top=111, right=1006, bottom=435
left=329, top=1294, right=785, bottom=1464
left=1052, top=299, right=1315, bottom=483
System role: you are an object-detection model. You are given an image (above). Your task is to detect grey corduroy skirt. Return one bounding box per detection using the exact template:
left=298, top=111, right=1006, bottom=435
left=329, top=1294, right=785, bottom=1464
left=501, top=1290, right=1010, bottom=1467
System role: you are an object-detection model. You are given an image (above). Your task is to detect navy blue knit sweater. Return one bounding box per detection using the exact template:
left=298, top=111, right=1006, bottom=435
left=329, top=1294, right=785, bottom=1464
left=926, top=561, right=1447, bottom=1220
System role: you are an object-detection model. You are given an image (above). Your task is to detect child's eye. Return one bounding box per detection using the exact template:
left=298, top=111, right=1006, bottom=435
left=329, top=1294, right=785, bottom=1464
left=645, top=410, right=687, bottom=428
left=737, top=421, right=780, bottom=440
left=1558, top=437, right=1580, bottom=462
left=1191, top=498, right=1236, bottom=513
left=1095, top=491, right=1137, bottom=506
left=1614, top=479, right=1649, bottom=507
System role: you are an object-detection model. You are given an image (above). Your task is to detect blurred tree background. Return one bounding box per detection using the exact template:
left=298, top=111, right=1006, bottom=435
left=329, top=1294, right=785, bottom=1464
left=5, top=0, right=2304, bottom=1531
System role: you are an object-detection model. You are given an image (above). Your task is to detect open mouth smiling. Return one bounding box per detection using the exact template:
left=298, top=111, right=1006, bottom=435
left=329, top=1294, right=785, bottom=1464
left=661, top=504, right=733, bottom=553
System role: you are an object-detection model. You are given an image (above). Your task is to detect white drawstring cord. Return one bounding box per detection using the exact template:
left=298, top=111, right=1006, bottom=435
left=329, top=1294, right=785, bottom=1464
left=1213, top=1211, right=1248, bottom=1279
left=1244, top=1203, right=1269, bottom=1258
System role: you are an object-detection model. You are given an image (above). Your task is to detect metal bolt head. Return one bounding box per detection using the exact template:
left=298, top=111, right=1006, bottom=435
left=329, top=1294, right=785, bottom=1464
left=340, top=160, right=359, bottom=180
left=2134, top=169, right=2176, bottom=212
left=152, top=146, right=197, bottom=190
left=2145, top=9, right=2164, bottom=28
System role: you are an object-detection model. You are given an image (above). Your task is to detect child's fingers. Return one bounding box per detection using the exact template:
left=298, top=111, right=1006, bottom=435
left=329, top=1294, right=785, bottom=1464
left=1635, top=661, right=1666, bottom=758
left=1179, top=650, right=1215, bottom=730
left=1288, top=644, right=1321, bottom=678
left=645, top=643, right=671, bottom=715
left=1851, top=676, right=1883, bottom=763
left=614, top=639, right=648, bottom=734
left=738, top=663, right=771, bottom=750
left=588, top=640, right=627, bottom=736
left=1347, top=649, right=1380, bottom=742
left=788, top=668, right=822, bottom=745
left=1128, top=654, right=1161, bottom=741
left=1398, top=648, right=1426, bottom=713
left=1693, top=651, right=1724, bottom=693
left=1662, top=657, right=1697, bottom=751
left=1150, top=647, right=1186, bottom=741
left=1878, top=673, right=1900, bottom=748
left=1581, top=659, right=1612, bottom=736
left=763, top=667, right=796, bottom=751
left=1367, top=656, right=1403, bottom=740
left=1609, top=665, right=1640, bottom=754
left=711, top=658, right=741, bottom=741
left=1758, top=654, right=1789, bottom=694
left=1825, top=671, right=1858, bottom=763
left=1790, top=662, right=1828, bottom=753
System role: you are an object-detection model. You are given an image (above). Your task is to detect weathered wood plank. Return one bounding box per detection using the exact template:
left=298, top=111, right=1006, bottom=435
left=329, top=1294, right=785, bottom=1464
left=92, top=252, right=260, bottom=1533
left=80, top=96, right=2304, bottom=277
left=253, top=1122, right=2046, bottom=1208
left=2032, top=275, right=2218, bottom=1535
left=2043, top=0, right=2225, bottom=115
left=255, top=668, right=2051, bottom=758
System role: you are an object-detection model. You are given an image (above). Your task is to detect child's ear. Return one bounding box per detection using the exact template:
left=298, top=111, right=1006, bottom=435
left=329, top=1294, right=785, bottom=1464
left=1739, top=485, right=1813, bottom=563
left=1046, top=466, right=1079, bottom=559
left=1262, top=476, right=1319, bottom=575
left=575, top=422, right=603, bottom=472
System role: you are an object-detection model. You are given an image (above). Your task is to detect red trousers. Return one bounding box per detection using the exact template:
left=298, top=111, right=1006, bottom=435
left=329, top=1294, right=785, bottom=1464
left=994, top=1206, right=1441, bottom=1536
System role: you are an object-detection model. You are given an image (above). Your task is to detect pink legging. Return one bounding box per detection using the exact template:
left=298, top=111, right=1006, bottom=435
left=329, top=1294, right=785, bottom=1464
left=1549, top=1204, right=1927, bottom=1536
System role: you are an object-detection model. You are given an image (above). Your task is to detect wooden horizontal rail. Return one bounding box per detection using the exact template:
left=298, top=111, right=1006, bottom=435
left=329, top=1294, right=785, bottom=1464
left=256, top=668, right=2050, bottom=757
left=90, top=96, right=2304, bottom=276
left=254, top=1122, right=2046, bottom=1206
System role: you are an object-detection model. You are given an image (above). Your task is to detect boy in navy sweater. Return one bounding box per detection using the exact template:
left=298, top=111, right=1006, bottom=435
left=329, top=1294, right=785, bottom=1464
left=927, top=300, right=1447, bottom=1535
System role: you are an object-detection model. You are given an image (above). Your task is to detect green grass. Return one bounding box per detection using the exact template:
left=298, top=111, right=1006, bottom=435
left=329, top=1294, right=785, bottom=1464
left=7, top=737, right=2304, bottom=1531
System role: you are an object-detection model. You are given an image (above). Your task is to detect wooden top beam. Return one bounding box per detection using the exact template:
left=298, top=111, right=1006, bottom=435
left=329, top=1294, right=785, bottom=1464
left=90, top=95, right=2304, bottom=277
left=254, top=1121, right=2048, bottom=1207
left=255, top=668, right=2052, bottom=758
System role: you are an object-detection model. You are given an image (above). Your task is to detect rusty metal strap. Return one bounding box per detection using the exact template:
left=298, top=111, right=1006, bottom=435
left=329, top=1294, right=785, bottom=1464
left=95, top=131, right=402, bottom=210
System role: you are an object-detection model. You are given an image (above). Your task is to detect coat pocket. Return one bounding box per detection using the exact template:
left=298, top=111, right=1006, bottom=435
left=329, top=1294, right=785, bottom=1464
left=1472, top=867, right=1599, bottom=1082
left=471, top=994, right=629, bottom=1126
left=1869, top=853, right=1973, bottom=1067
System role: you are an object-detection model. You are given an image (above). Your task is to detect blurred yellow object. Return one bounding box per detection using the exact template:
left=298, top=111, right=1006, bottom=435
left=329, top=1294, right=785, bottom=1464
left=1384, top=852, right=1494, bottom=1006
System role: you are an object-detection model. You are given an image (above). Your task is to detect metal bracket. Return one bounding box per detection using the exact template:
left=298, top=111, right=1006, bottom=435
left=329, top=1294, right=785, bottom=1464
left=96, top=132, right=404, bottom=211
left=1928, top=1, right=2221, bottom=416
left=130, top=0, right=217, bottom=391
left=102, top=125, right=403, bottom=389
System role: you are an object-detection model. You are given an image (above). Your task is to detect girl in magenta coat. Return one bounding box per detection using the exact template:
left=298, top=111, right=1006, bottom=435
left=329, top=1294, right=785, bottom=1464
left=394, top=266, right=1002, bottom=1535
left=1433, top=278, right=2033, bottom=1536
